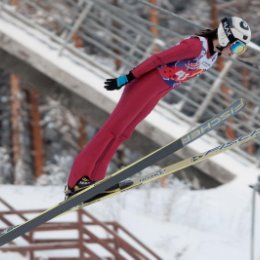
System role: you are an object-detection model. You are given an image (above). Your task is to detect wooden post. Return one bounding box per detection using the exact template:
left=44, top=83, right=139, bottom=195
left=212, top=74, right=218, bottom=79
left=72, top=33, right=84, bottom=48
left=78, top=209, right=85, bottom=260
left=149, top=0, right=159, bottom=38
left=28, top=89, right=44, bottom=178
left=10, top=74, right=21, bottom=183
left=11, top=0, right=18, bottom=6
left=149, top=0, right=161, bottom=54
left=112, top=0, right=123, bottom=70
left=242, top=67, right=255, bottom=154
left=113, top=223, right=120, bottom=254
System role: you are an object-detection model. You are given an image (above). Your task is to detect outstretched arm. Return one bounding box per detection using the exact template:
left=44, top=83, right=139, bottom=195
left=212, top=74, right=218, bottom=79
left=131, top=37, right=202, bottom=78
left=104, top=37, right=202, bottom=91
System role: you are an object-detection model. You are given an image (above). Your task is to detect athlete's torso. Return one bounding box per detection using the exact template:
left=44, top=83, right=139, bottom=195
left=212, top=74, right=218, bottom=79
left=157, top=36, right=218, bottom=88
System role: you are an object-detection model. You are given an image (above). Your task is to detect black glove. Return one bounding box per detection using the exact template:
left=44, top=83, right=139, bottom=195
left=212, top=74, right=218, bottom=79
left=104, top=71, right=135, bottom=91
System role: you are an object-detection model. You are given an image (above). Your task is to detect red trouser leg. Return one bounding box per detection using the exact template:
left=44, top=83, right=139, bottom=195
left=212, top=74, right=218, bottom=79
left=67, top=71, right=170, bottom=187
left=91, top=81, right=170, bottom=181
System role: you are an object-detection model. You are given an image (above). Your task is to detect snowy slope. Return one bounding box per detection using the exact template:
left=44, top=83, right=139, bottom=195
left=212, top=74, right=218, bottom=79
left=0, top=171, right=260, bottom=260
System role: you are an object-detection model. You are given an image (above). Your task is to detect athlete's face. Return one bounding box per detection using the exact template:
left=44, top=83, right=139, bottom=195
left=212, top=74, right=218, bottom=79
left=221, top=44, right=233, bottom=57
left=214, top=39, right=247, bottom=57
left=213, top=39, right=232, bottom=57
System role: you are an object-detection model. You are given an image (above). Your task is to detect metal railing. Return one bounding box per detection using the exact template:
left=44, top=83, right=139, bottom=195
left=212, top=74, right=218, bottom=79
left=0, top=0, right=259, bottom=165
left=0, top=197, right=161, bottom=260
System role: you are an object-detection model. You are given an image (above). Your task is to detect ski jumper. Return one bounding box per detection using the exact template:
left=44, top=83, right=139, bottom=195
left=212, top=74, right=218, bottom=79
left=68, top=36, right=218, bottom=188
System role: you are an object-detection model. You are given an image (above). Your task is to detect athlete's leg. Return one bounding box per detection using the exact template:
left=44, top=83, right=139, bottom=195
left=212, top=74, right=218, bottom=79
left=91, top=85, right=170, bottom=179
left=67, top=72, right=169, bottom=187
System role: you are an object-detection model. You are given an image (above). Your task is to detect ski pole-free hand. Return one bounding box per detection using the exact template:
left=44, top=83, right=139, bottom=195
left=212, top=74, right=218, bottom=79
left=104, top=71, right=135, bottom=90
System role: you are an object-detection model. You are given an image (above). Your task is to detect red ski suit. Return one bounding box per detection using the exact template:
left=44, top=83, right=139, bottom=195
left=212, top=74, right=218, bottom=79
left=68, top=37, right=210, bottom=188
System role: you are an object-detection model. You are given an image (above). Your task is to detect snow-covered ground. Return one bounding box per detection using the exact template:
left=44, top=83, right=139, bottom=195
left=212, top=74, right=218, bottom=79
left=0, top=170, right=260, bottom=260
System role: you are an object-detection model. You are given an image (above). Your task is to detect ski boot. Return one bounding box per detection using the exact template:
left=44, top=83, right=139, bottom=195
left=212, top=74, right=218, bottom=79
left=64, top=176, right=95, bottom=200
left=64, top=176, right=133, bottom=200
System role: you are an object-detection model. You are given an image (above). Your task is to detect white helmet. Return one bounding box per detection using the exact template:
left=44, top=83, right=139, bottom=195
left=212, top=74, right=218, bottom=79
left=218, top=16, right=251, bottom=47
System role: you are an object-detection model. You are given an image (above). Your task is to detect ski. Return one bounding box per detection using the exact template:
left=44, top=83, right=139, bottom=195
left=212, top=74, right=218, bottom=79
left=0, top=98, right=245, bottom=246
left=72, top=128, right=260, bottom=210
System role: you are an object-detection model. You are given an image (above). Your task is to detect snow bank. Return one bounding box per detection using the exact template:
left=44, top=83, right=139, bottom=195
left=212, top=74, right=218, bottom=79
left=0, top=174, right=259, bottom=260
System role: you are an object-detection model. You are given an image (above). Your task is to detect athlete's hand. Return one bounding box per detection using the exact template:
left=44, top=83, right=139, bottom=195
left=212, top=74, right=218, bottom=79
left=104, top=72, right=135, bottom=91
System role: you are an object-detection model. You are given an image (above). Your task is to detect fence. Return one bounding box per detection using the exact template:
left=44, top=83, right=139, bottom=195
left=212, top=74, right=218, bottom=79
left=0, top=197, right=161, bottom=260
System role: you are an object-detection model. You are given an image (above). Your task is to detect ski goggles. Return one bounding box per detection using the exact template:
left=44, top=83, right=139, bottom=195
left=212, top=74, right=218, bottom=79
left=230, top=40, right=247, bottom=55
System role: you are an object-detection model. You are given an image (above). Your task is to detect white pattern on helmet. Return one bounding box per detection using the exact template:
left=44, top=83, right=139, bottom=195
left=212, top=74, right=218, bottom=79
left=218, top=16, right=251, bottom=47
